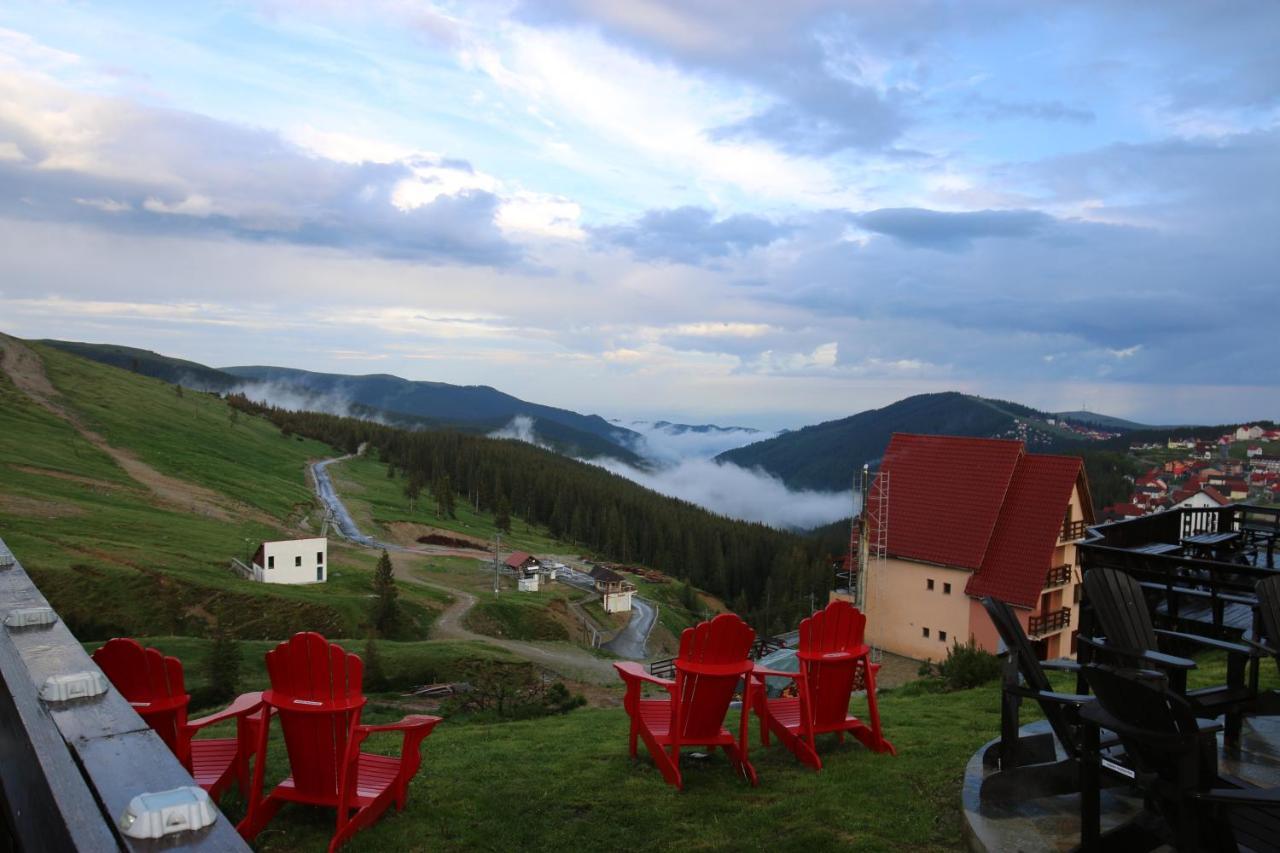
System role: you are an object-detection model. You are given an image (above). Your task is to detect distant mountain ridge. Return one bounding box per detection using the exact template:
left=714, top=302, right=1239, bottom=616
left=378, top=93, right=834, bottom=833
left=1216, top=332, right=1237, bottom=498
left=1052, top=410, right=1151, bottom=431
left=38, top=341, right=644, bottom=464
left=716, top=392, right=1130, bottom=491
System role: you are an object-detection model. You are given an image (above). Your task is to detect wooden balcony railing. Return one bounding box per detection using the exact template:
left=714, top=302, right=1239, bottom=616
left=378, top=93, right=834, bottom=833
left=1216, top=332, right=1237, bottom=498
left=1060, top=519, right=1089, bottom=543
left=1044, top=564, right=1072, bottom=589
left=1029, top=607, right=1071, bottom=637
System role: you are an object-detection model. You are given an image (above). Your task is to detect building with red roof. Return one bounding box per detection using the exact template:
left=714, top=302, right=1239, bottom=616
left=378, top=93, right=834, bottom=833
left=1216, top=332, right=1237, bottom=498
left=842, top=433, right=1092, bottom=662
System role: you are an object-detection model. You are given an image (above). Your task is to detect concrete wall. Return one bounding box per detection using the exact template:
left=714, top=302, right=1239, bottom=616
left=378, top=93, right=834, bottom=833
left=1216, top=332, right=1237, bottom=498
left=255, top=537, right=327, bottom=585
left=602, top=589, right=633, bottom=613
left=863, top=557, right=973, bottom=661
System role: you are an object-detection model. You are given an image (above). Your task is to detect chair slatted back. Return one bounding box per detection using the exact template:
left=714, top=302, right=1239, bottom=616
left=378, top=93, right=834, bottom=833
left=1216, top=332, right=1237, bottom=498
left=264, top=632, right=365, bottom=799
left=93, top=638, right=190, bottom=762
left=1083, top=568, right=1158, bottom=653
left=1255, top=576, right=1280, bottom=659
left=798, top=601, right=867, bottom=727
left=1082, top=665, right=1201, bottom=780
left=981, top=596, right=1079, bottom=753
left=673, top=614, right=754, bottom=742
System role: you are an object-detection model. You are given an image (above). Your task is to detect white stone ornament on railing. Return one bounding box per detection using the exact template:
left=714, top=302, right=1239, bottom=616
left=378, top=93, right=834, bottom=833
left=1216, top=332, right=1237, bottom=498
left=4, top=607, right=58, bottom=629
left=40, top=671, right=109, bottom=702
left=0, top=551, right=15, bottom=568
left=119, top=787, right=217, bottom=839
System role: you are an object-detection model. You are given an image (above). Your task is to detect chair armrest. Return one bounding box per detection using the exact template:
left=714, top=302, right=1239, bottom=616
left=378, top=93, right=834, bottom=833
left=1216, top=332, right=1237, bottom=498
left=188, top=691, right=264, bottom=731
left=614, top=662, right=675, bottom=691
left=1078, top=635, right=1195, bottom=670
left=1040, top=659, right=1081, bottom=673
left=750, top=666, right=802, bottom=681
left=1155, top=629, right=1250, bottom=657
left=357, top=714, right=442, bottom=735
left=1241, top=636, right=1277, bottom=657
left=1033, top=690, right=1093, bottom=707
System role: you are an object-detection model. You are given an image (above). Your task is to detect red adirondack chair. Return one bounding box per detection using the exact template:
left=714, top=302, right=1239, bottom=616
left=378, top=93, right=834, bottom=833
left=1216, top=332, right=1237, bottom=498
left=237, top=632, right=441, bottom=853
left=92, top=637, right=262, bottom=802
left=614, top=612, right=757, bottom=789
left=750, top=600, right=895, bottom=769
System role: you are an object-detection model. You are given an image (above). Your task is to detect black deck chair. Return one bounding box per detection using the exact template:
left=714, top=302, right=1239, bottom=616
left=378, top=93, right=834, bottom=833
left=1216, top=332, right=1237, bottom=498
left=979, top=596, right=1122, bottom=802
left=1078, top=664, right=1280, bottom=853
left=1081, top=567, right=1252, bottom=742
left=1244, top=575, right=1280, bottom=716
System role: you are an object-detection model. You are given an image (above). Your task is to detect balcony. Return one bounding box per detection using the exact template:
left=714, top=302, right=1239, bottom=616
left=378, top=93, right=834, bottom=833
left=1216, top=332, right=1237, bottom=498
left=1029, top=607, right=1071, bottom=637
left=1060, top=519, right=1089, bottom=543
left=1044, top=564, right=1072, bottom=589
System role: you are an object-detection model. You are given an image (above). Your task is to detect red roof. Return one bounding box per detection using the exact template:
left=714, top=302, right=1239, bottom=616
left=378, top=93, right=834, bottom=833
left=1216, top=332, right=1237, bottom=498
left=966, top=454, right=1088, bottom=608
left=1202, top=485, right=1230, bottom=505
left=871, top=434, right=1024, bottom=570
left=504, top=551, right=534, bottom=569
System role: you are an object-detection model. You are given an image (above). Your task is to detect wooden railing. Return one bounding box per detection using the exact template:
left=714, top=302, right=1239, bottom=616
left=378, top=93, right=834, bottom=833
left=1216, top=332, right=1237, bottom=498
left=1044, top=564, right=1072, bottom=589
left=0, top=536, right=248, bottom=851
left=1060, top=519, right=1089, bottom=542
left=1029, top=607, right=1071, bottom=637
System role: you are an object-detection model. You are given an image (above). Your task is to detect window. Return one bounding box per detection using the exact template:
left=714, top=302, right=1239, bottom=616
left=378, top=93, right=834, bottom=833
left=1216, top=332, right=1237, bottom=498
left=939, top=630, right=948, bottom=643
left=316, top=565, right=324, bottom=582
left=943, top=582, right=952, bottom=595
left=267, top=555, right=274, bottom=569
left=295, top=555, right=302, bottom=567
left=926, top=579, right=935, bottom=591
left=922, top=627, right=930, bottom=638
left=316, top=551, right=324, bottom=565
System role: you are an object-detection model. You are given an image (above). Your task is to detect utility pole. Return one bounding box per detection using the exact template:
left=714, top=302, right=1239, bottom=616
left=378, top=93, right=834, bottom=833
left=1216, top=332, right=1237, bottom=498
left=492, top=533, right=502, bottom=597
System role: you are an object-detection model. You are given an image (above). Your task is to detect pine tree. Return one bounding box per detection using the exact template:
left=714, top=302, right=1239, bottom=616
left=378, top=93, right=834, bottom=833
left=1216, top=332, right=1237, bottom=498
left=495, top=493, right=512, bottom=534
left=206, top=624, right=241, bottom=703
left=404, top=474, right=422, bottom=511
left=363, top=634, right=388, bottom=691
left=371, top=550, right=400, bottom=637
left=679, top=580, right=700, bottom=612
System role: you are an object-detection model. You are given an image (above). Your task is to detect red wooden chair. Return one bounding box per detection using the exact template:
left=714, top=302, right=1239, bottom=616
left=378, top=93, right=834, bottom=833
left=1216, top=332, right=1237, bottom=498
left=237, top=632, right=441, bottom=853
left=92, top=637, right=262, bottom=802
left=750, top=600, right=895, bottom=770
left=614, top=612, right=758, bottom=789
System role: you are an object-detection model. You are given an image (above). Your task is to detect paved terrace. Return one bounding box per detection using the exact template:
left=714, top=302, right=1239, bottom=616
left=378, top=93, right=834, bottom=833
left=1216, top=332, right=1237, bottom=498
left=0, top=535, right=246, bottom=851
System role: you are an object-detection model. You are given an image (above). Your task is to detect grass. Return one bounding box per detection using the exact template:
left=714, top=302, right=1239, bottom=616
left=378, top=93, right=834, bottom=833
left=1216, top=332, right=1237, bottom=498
left=0, top=344, right=443, bottom=641
left=464, top=593, right=574, bottom=642
left=199, top=648, right=1280, bottom=852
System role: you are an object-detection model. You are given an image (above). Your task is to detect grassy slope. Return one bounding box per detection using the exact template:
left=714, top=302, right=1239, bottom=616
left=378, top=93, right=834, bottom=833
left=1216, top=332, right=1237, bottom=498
left=0, top=344, right=440, bottom=640
left=206, top=651, right=1276, bottom=852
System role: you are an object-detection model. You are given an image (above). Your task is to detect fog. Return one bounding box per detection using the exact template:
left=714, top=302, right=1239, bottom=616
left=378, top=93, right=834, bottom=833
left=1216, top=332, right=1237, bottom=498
left=230, top=380, right=391, bottom=424
left=488, top=414, right=552, bottom=449
left=620, top=420, right=780, bottom=465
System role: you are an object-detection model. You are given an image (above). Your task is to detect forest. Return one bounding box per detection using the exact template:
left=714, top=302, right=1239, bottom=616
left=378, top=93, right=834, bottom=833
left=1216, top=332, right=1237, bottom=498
left=228, top=395, right=832, bottom=635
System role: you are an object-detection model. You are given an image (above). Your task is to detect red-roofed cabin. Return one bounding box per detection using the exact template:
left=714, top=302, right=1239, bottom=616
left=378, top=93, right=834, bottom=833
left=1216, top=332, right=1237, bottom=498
left=505, top=551, right=550, bottom=591
left=835, top=433, right=1093, bottom=662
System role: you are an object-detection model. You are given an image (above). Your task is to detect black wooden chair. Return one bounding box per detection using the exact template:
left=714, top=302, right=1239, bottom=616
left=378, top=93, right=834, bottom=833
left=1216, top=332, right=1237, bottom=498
left=1244, top=575, right=1280, bottom=716
left=1081, top=567, right=1252, bottom=742
left=1078, top=664, right=1280, bottom=852
left=979, top=596, right=1120, bottom=802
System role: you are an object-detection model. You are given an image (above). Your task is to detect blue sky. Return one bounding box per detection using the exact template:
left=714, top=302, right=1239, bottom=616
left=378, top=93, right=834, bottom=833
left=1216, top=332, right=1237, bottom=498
left=0, top=1, right=1276, bottom=428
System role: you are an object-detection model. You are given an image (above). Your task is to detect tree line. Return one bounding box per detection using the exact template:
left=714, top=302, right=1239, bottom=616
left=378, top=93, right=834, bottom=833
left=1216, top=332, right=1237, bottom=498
left=227, top=395, right=833, bottom=635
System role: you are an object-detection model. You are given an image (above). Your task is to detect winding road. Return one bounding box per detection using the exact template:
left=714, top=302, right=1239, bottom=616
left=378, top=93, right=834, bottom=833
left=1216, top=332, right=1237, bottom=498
left=309, top=457, right=626, bottom=684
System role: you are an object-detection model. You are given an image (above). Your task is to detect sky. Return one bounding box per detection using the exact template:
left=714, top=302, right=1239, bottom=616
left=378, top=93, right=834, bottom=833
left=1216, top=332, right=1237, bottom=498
left=1, top=1, right=1277, bottom=429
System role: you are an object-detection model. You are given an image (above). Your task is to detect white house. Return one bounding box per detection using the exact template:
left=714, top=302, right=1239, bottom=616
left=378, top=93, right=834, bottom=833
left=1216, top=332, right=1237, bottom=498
left=251, top=537, right=328, bottom=584
left=1170, top=487, right=1230, bottom=511
left=1236, top=425, right=1263, bottom=441
left=589, top=566, right=636, bottom=614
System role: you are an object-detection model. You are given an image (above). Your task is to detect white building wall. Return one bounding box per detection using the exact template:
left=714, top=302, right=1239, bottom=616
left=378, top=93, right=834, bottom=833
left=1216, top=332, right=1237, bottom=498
left=255, top=538, right=328, bottom=584
left=602, top=589, right=634, bottom=613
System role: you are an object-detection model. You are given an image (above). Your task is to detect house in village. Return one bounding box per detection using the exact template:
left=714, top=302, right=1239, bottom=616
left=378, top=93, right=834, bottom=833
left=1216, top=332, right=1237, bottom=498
left=249, top=537, right=328, bottom=584
left=505, top=551, right=555, bottom=591
left=836, top=433, right=1093, bottom=662
left=588, top=565, right=636, bottom=613
left=1170, top=485, right=1230, bottom=510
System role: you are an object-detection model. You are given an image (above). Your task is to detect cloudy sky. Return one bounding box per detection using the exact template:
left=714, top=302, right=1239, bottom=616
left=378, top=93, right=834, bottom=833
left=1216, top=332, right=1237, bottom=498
left=1, top=1, right=1276, bottom=428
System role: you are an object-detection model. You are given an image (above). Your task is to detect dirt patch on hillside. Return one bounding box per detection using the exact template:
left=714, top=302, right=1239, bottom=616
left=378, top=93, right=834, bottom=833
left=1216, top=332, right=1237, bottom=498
left=386, top=521, right=490, bottom=550
left=0, top=335, right=267, bottom=524
left=0, top=494, right=86, bottom=519
left=10, top=464, right=136, bottom=494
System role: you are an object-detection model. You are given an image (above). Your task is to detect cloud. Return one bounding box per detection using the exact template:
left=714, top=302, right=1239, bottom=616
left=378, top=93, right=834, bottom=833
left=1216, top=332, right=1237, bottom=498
left=854, top=207, right=1054, bottom=249
left=593, top=456, right=851, bottom=529
left=593, top=206, right=790, bottom=263
left=621, top=419, right=778, bottom=464
left=488, top=415, right=552, bottom=450
left=959, top=94, right=1094, bottom=124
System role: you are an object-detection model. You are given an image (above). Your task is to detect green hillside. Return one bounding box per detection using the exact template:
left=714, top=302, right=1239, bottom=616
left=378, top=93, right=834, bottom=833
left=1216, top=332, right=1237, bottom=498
left=0, top=338, right=442, bottom=640
left=40, top=339, right=239, bottom=391
left=717, top=392, right=1058, bottom=491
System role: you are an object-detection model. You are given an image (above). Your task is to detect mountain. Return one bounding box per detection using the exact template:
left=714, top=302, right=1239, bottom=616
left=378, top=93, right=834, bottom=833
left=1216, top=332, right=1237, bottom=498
left=716, top=392, right=1077, bottom=491
left=40, top=341, right=645, bottom=464
left=1053, top=410, right=1150, bottom=431
left=40, top=340, right=239, bottom=391
left=222, top=365, right=642, bottom=460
